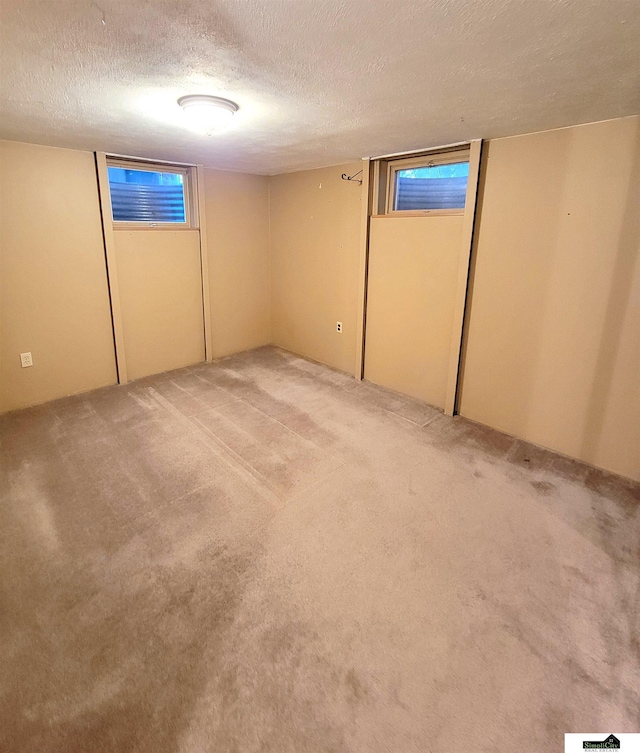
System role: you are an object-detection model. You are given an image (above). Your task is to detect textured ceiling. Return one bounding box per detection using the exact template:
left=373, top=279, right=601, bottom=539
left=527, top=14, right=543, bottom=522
left=1, top=0, right=639, bottom=174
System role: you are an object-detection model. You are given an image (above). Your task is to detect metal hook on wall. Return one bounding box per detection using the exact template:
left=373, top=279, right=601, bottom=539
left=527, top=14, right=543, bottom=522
left=341, top=169, right=363, bottom=185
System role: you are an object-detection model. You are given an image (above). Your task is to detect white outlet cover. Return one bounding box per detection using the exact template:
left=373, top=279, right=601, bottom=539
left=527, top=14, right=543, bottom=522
left=20, top=352, right=33, bottom=368
left=336, top=321, right=343, bottom=333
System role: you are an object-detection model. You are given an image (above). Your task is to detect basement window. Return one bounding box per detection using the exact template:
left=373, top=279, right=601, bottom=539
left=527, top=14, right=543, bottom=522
left=106, top=161, right=190, bottom=226
left=386, top=150, right=470, bottom=215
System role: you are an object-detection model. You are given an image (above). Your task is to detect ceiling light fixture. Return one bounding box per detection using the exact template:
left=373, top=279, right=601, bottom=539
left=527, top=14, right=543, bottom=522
left=177, top=95, right=239, bottom=133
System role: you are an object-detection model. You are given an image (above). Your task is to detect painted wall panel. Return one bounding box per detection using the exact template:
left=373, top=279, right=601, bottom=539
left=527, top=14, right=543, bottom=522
left=203, top=169, right=271, bottom=358
left=114, top=230, right=204, bottom=380
left=365, top=215, right=464, bottom=408
left=0, top=141, right=117, bottom=412
left=269, top=163, right=362, bottom=374
left=459, top=115, right=640, bottom=481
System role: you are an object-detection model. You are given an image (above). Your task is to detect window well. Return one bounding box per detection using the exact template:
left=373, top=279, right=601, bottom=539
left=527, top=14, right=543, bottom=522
left=107, top=166, right=187, bottom=224
left=393, top=161, right=469, bottom=212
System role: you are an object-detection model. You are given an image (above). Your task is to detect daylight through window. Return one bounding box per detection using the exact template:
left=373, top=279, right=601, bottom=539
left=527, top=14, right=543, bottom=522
left=107, top=165, right=188, bottom=224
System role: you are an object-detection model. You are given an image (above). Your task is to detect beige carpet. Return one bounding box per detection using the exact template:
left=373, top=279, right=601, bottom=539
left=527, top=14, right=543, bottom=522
left=1, top=346, right=638, bottom=752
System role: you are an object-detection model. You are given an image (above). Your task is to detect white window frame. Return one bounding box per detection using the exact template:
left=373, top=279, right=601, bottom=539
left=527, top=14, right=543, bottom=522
left=385, top=148, right=471, bottom=216
left=106, top=158, right=195, bottom=229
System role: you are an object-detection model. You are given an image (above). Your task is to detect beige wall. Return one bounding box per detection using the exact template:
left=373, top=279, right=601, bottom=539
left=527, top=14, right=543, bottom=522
left=269, top=162, right=362, bottom=374
left=266, top=128, right=639, bottom=480
left=2, top=118, right=638, bottom=482
left=0, top=150, right=272, bottom=414
left=114, top=229, right=204, bottom=380
left=365, top=215, right=463, bottom=408
left=203, top=168, right=271, bottom=358
left=0, top=140, right=117, bottom=412
left=459, top=116, right=640, bottom=481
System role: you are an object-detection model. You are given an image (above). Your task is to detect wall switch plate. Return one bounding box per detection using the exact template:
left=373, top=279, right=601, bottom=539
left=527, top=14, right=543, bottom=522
left=336, top=321, right=343, bottom=333
left=20, top=352, right=33, bottom=368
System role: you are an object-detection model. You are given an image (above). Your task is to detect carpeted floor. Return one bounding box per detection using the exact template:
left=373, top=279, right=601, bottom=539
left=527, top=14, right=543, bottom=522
left=1, top=345, right=638, bottom=752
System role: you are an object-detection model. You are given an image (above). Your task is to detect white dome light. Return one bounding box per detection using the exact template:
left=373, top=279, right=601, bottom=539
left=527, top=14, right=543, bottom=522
left=177, top=95, right=239, bottom=133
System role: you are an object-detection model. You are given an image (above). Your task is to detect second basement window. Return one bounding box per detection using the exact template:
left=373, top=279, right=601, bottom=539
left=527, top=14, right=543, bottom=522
left=107, top=161, right=190, bottom=226
left=387, top=151, right=470, bottom=215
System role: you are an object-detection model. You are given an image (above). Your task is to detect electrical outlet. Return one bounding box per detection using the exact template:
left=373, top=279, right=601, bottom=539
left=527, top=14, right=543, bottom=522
left=336, top=321, right=342, bottom=333
left=20, top=352, right=33, bottom=368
